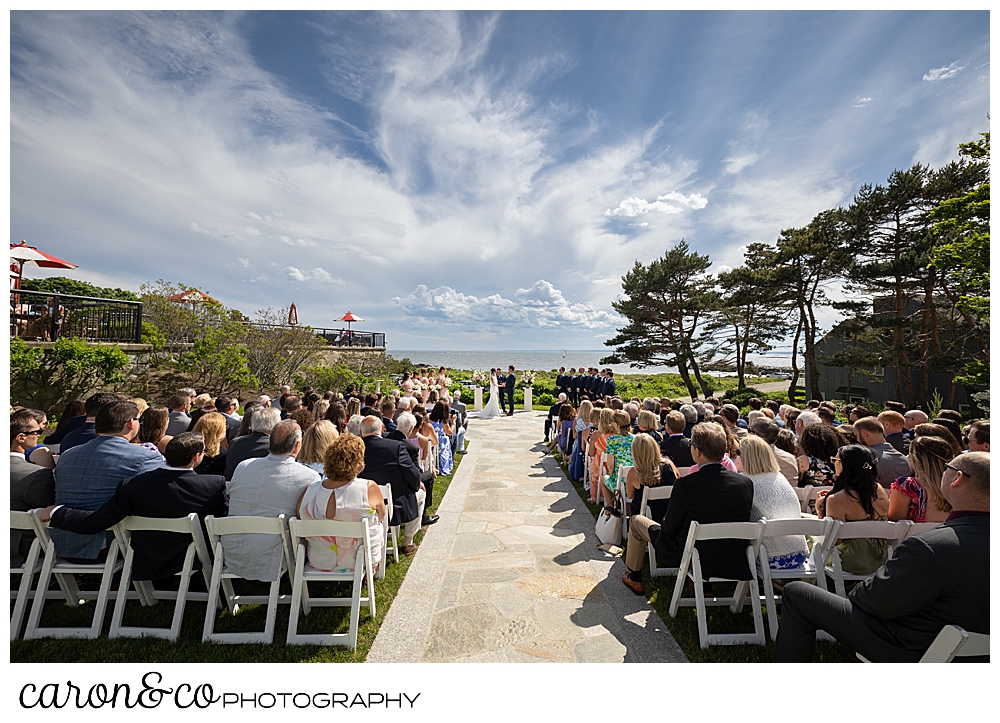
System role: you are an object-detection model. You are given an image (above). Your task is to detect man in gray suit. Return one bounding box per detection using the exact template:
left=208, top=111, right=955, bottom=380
left=775, top=451, right=990, bottom=662
left=10, top=417, right=55, bottom=566
left=854, top=417, right=911, bottom=488
left=165, top=393, right=193, bottom=437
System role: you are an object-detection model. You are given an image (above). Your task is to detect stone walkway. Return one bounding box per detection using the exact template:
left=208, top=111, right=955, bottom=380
left=367, top=410, right=687, bottom=663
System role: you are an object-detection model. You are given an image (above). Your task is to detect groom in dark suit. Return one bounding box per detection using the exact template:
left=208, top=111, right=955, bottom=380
left=503, top=366, right=516, bottom=416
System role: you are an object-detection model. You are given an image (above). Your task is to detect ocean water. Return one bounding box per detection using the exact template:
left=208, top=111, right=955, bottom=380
left=390, top=350, right=801, bottom=375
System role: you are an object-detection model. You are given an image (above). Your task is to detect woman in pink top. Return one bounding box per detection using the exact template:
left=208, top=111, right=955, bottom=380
left=296, top=434, right=386, bottom=574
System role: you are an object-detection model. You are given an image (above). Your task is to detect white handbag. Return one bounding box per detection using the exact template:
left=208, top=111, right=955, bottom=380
left=595, top=504, right=623, bottom=546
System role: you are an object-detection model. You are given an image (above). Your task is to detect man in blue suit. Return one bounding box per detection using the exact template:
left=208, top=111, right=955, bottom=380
left=604, top=369, right=617, bottom=399
left=503, top=365, right=516, bottom=416
left=556, top=367, right=567, bottom=400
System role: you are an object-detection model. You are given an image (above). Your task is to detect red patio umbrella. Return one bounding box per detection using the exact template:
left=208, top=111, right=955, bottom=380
left=9, top=240, right=78, bottom=289
left=288, top=303, right=299, bottom=325
left=339, top=311, right=364, bottom=332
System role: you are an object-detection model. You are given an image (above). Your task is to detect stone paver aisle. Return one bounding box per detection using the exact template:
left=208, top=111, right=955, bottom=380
left=368, top=410, right=687, bottom=663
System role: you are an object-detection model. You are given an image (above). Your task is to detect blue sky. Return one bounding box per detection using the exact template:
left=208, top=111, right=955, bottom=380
left=10, top=10, right=990, bottom=351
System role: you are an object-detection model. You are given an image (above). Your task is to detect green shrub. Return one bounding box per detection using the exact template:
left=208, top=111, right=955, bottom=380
left=536, top=393, right=556, bottom=407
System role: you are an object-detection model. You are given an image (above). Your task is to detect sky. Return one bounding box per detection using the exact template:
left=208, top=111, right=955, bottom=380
left=9, top=10, right=990, bottom=351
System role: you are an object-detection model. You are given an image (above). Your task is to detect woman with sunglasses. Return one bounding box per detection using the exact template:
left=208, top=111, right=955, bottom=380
left=816, top=444, right=890, bottom=576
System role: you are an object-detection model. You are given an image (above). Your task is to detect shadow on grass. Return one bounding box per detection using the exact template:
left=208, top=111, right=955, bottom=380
left=10, top=454, right=464, bottom=663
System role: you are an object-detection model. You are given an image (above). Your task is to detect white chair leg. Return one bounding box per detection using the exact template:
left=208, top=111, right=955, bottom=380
left=668, top=549, right=692, bottom=618
left=10, top=542, right=42, bottom=641
left=108, top=544, right=136, bottom=639
left=731, top=581, right=748, bottom=613
left=202, top=555, right=223, bottom=642
left=692, top=553, right=709, bottom=649
left=348, top=563, right=363, bottom=650
left=262, top=578, right=280, bottom=644
left=53, top=572, right=83, bottom=606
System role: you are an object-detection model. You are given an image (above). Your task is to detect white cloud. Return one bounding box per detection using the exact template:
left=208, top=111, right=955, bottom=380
left=284, top=266, right=344, bottom=284
left=923, top=61, right=966, bottom=82
left=853, top=96, right=873, bottom=107
left=604, top=191, right=707, bottom=217
left=394, top=279, right=618, bottom=329
left=722, top=152, right=761, bottom=175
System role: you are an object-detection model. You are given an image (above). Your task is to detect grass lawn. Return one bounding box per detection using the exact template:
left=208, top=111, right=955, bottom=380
left=10, top=453, right=463, bottom=663
left=550, top=445, right=854, bottom=663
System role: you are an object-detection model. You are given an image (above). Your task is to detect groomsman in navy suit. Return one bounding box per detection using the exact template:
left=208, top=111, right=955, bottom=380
left=589, top=368, right=600, bottom=400
left=603, top=369, right=616, bottom=397
left=556, top=367, right=567, bottom=400
left=573, top=367, right=584, bottom=405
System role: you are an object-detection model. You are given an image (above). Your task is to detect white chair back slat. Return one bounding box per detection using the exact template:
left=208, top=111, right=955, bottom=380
left=11, top=511, right=44, bottom=640
left=859, top=625, right=991, bottom=663
left=905, top=521, right=943, bottom=538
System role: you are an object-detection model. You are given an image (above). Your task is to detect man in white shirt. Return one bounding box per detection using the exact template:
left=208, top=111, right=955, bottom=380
left=225, top=420, right=319, bottom=581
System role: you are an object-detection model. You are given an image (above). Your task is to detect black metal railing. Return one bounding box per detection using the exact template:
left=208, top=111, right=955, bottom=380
left=10, top=289, right=143, bottom=344
left=248, top=323, right=385, bottom=349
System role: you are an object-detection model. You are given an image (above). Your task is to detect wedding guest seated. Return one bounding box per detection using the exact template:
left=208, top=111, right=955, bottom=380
left=59, top=392, right=118, bottom=453
left=661, top=410, right=695, bottom=467
left=636, top=410, right=663, bottom=445
left=678, top=404, right=697, bottom=437
left=888, top=435, right=953, bottom=523
left=556, top=404, right=576, bottom=456
left=545, top=393, right=567, bottom=441
left=40, top=433, right=228, bottom=583
left=429, top=401, right=454, bottom=475
left=51, top=400, right=164, bottom=562
left=165, top=393, right=193, bottom=437
left=775, top=428, right=798, bottom=458
left=296, top=434, right=386, bottom=575
left=719, top=404, right=748, bottom=440
left=815, top=445, right=890, bottom=576
left=967, top=420, right=989, bottom=452
left=380, top=398, right=398, bottom=434
left=192, top=412, right=229, bottom=476
left=360, top=416, right=427, bottom=555
left=391, top=412, right=437, bottom=524
left=325, top=402, right=349, bottom=434
left=689, top=416, right=738, bottom=474
left=186, top=393, right=214, bottom=430
left=750, top=417, right=798, bottom=487
left=10, top=408, right=56, bottom=469
left=225, top=407, right=280, bottom=480
left=297, top=419, right=339, bottom=475
left=449, top=390, right=467, bottom=454
left=621, top=422, right=754, bottom=595
left=775, top=452, right=990, bottom=663
left=289, top=408, right=315, bottom=432
left=134, top=405, right=172, bottom=455
left=215, top=395, right=242, bottom=441
left=854, top=417, right=911, bottom=488
left=11, top=416, right=55, bottom=566
left=796, top=423, right=841, bottom=488
left=41, top=397, right=85, bottom=446
left=226, top=420, right=319, bottom=581
left=913, top=422, right=964, bottom=456
left=931, top=417, right=965, bottom=453
left=623, top=433, right=677, bottom=520
left=740, top=435, right=808, bottom=569
left=599, top=410, right=635, bottom=508
left=235, top=401, right=263, bottom=438
left=877, top=410, right=907, bottom=453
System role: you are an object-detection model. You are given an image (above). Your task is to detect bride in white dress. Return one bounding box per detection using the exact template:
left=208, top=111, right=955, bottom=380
left=480, top=369, right=503, bottom=419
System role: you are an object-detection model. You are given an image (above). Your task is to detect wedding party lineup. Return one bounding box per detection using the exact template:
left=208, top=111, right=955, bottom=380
left=9, top=8, right=989, bottom=685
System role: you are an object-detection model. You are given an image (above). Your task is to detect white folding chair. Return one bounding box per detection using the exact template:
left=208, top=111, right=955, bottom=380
left=667, top=521, right=767, bottom=649
left=794, top=485, right=813, bottom=514
left=10, top=510, right=63, bottom=641
left=857, top=625, right=990, bottom=663
left=825, top=520, right=911, bottom=598
left=756, top=517, right=840, bottom=641
left=202, top=515, right=291, bottom=644
left=616, top=465, right=634, bottom=541
left=23, top=511, right=124, bottom=640
left=107, top=514, right=214, bottom=642
left=286, top=516, right=377, bottom=648
left=638, top=486, right=678, bottom=577
left=904, top=521, right=943, bottom=539
left=377, top=485, right=398, bottom=568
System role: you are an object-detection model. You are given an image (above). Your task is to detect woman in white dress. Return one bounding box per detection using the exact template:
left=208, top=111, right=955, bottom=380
left=480, top=368, right=503, bottom=419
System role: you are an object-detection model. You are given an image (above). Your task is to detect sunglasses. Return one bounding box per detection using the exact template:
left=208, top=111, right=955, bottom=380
left=944, top=462, right=970, bottom=478
left=830, top=456, right=841, bottom=464
left=22, top=429, right=42, bottom=437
